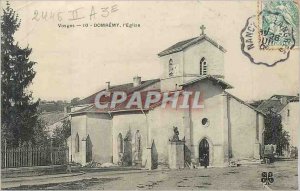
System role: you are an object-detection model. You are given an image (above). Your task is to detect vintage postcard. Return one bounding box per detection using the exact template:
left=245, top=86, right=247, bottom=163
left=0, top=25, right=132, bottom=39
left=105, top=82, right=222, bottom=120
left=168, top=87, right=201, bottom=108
left=1, top=0, right=299, bottom=190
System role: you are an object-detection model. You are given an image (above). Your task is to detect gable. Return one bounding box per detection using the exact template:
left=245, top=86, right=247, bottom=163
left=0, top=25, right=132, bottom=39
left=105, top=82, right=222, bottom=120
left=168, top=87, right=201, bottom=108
left=225, top=92, right=265, bottom=116
left=158, top=35, right=226, bottom=57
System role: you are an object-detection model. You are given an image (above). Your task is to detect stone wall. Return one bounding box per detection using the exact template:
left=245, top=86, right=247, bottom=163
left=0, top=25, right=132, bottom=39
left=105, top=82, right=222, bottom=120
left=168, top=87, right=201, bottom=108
left=147, top=107, right=185, bottom=166
left=112, top=112, right=149, bottom=166
left=183, top=40, right=224, bottom=77
left=86, top=113, right=112, bottom=163
left=71, top=115, right=87, bottom=164
left=71, top=113, right=112, bottom=165
left=229, top=96, right=260, bottom=160
left=280, top=102, right=299, bottom=148
left=184, top=79, right=225, bottom=166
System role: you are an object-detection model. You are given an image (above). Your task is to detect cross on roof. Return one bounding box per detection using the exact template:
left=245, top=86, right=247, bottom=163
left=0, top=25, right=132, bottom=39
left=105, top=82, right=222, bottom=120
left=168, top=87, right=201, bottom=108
left=200, top=25, right=206, bottom=35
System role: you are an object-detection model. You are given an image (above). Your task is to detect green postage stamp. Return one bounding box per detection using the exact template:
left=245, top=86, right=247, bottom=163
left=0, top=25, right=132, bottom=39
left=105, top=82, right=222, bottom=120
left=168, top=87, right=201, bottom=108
left=259, top=0, right=299, bottom=50
left=241, top=0, right=299, bottom=66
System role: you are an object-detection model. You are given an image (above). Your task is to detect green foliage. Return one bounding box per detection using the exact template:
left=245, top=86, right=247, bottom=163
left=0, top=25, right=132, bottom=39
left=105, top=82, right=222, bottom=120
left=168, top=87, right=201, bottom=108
left=290, top=146, right=298, bottom=159
left=71, top=97, right=81, bottom=106
left=33, top=119, right=50, bottom=145
left=1, top=2, right=45, bottom=145
left=38, top=100, right=67, bottom=112
left=264, top=108, right=290, bottom=155
left=52, top=119, right=71, bottom=147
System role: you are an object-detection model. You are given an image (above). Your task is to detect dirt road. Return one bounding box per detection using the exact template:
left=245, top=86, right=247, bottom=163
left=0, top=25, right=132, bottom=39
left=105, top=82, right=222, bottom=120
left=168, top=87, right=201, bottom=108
left=3, top=160, right=297, bottom=190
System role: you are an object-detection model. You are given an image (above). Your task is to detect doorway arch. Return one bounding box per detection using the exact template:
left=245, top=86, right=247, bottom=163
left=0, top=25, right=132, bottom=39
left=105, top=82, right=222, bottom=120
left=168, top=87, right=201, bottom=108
left=199, top=138, right=210, bottom=166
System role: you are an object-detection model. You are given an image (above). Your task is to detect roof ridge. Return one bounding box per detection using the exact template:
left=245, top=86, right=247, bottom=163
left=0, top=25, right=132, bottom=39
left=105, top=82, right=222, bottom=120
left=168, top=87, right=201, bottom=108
left=78, top=78, right=160, bottom=105
left=224, top=91, right=265, bottom=115
left=158, top=34, right=226, bottom=57
left=256, top=95, right=293, bottom=113
left=110, top=78, right=160, bottom=89
left=179, top=75, right=233, bottom=89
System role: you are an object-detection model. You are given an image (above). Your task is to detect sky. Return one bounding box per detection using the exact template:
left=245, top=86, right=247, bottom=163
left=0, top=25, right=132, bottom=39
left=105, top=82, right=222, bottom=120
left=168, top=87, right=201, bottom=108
left=7, top=0, right=300, bottom=102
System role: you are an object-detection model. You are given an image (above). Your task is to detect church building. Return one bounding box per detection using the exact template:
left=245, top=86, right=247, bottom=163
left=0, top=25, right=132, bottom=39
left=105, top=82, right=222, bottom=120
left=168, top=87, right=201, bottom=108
left=69, top=27, right=265, bottom=168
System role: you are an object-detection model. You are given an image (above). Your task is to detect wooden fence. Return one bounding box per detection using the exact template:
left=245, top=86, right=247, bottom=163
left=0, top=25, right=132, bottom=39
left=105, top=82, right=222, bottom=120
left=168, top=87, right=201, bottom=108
left=1, top=141, right=69, bottom=169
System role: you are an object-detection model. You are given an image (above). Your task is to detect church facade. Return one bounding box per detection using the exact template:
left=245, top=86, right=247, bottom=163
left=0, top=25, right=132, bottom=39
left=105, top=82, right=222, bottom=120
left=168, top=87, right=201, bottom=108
left=69, top=29, right=265, bottom=168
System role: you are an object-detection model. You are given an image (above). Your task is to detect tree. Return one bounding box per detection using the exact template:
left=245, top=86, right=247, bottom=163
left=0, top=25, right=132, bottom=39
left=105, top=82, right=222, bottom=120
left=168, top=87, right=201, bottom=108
left=264, top=108, right=290, bottom=155
left=1, top=2, right=41, bottom=145
left=71, top=97, right=80, bottom=106
left=33, top=119, right=49, bottom=145
left=52, top=119, right=71, bottom=147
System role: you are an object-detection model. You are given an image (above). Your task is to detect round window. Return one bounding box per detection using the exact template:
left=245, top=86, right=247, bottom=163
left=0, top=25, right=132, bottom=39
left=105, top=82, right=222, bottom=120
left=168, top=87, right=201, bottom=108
left=201, top=118, right=209, bottom=127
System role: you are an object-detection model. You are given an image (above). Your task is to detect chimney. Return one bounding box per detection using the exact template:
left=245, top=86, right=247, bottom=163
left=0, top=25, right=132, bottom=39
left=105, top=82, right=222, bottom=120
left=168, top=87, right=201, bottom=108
left=106, top=81, right=110, bottom=90
left=133, top=76, right=141, bottom=87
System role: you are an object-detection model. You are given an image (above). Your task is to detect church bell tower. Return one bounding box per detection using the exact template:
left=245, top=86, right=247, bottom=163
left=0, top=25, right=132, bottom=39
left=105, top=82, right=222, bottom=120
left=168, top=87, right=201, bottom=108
left=157, top=25, right=226, bottom=91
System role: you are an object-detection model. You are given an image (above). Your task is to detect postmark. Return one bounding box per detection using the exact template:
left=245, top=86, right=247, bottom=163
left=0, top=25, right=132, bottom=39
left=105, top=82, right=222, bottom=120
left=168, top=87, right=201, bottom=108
left=241, top=12, right=295, bottom=66
left=241, top=0, right=298, bottom=66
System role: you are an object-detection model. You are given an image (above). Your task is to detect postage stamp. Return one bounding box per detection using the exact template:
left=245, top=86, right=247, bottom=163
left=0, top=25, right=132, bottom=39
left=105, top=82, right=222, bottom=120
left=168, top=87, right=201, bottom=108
left=258, top=0, right=299, bottom=50
left=241, top=0, right=299, bottom=66
left=241, top=12, right=294, bottom=66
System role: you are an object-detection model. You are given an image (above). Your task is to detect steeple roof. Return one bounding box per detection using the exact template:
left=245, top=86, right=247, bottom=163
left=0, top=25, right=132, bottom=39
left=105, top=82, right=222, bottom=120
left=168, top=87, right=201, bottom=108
left=158, top=34, right=226, bottom=57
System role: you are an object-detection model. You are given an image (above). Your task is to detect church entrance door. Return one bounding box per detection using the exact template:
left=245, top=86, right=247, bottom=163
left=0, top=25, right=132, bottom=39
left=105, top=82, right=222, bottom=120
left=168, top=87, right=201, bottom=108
left=199, top=138, right=209, bottom=167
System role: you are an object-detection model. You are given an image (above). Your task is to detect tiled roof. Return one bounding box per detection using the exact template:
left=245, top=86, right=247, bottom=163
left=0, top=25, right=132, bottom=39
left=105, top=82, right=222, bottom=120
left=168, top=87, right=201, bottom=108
left=71, top=89, right=165, bottom=115
left=158, top=35, right=226, bottom=57
left=179, top=75, right=233, bottom=89
left=289, top=96, right=299, bottom=102
left=257, top=100, right=286, bottom=113
left=271, top=94, right=297, bottom=100
left=78, top=79, right=160, bottom=105
left=71, top=90, right=206, bottom=115
left=256, top=95, right=299, bottom=113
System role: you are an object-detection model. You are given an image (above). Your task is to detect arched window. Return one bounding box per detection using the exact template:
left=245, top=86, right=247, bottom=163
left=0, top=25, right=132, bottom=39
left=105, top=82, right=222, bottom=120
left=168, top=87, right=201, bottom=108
left=135, top=130, right=142, bottom=153
left=169, top=59, right=174, bottom=77
left=86, top=135, right=93, bottom=162
left=200, top=57, right=207, bottom=75
left=135, top=130, right=142, bottom=161
left=117, top=133, right=123, bottom=153
left=75, top=133, right=80, bottom=153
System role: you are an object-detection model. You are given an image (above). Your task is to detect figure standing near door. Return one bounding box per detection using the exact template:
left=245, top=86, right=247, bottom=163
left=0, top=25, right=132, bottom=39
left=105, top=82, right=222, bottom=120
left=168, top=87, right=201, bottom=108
left=199, top=138, right=210, bottom=167
left=203, top=153, right=208, bottom=168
